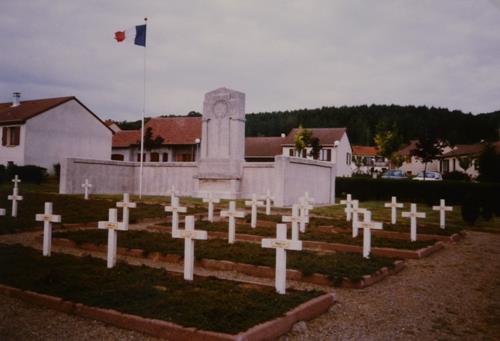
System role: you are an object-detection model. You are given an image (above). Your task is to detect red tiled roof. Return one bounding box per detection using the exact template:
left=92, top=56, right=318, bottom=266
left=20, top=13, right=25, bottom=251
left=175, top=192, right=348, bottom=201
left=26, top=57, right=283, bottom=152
left=245, top=137, right=285, bottom=158
left=112, top=116, right=202, bottom=147
left=442, top=142, right=500, bottom=158
left=112, top=130, right=141, bottom=148
left=145, top=117, right=201, bottom=145
left=352, top=145, right=378, bottom=156
left=282, top=127, right=346, bottom=145
left=397, top=140, right=418, bottom=156
left=0, top=96, right=74, bottom=125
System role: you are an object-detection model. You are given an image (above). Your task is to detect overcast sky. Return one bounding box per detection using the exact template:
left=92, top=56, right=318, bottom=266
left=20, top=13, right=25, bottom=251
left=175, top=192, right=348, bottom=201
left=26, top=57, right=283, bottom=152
left=1, top=1, right=499, bottom=121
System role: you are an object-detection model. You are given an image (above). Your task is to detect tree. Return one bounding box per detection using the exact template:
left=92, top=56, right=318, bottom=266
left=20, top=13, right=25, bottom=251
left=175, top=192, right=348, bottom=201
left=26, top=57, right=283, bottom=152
left=458, top=156, right=472, bottom=172
left=309, top=136, right=322, bottom=160
left=374, top=127, right=403, bottom=169
left=411, top=137, right=447, bottom=178
left=477, top=143, right=500, bottom=182
left=141, top=127, right=164, bottom=151
left=293, top=126, right=313, bottom=157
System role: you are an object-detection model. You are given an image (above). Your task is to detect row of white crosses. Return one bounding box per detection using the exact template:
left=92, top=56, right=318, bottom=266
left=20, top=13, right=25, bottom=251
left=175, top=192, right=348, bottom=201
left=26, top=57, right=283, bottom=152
left=98, top=193, right=137, bottom=268
left=4, top=175, right=23, bottom=217
left=342, top=194, right=454, bottom=246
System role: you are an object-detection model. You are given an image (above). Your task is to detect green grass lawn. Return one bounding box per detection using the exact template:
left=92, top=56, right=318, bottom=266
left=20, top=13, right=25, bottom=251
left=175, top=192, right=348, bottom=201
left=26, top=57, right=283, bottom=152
left=0, top=243, right=321, bottom=334
left=53, top=229, right=398, bottom=283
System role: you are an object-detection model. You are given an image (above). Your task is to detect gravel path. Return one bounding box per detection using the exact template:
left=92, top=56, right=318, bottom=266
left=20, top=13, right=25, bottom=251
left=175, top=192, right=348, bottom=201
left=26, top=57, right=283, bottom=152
left=1, top=231, right=499, bottom=340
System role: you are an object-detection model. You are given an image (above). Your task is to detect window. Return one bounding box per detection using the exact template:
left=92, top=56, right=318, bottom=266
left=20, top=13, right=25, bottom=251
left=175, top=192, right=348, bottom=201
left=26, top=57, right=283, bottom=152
left=150, top=152, right=159, bottom=162
left=326, top=149, right=331, bottom=161
left=346, top=152, right=352, bottom=165
left=452, top=159, right=456, bottom=172
left=289, top=149, right=294, bottom=157
left=302, top=149, right=307, bottom=158
left=2, top=126, right=20, bottom=146
left=441, top=159, right=449, bottom=173
left=136, top=153, right=146, bottom=162
left=162, top=153, right=169, bottom=162
left=111, top=154, right=124, bottom=161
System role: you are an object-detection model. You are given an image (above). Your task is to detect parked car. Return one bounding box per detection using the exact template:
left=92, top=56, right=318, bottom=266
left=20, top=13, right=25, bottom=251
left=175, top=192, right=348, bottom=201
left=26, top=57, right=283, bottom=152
left=381, top=170, right=407, bottom=179
left=413, top=171, right=443, bottom=181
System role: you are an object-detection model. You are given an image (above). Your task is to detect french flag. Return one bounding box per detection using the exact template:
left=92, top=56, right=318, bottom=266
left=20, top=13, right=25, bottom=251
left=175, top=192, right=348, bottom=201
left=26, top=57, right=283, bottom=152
left=114, top=24, right=146, bottom=47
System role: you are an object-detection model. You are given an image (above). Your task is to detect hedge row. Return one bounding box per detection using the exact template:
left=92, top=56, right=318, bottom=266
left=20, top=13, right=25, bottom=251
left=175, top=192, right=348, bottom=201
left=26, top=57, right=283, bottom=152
left=336, top=178, right=500, bottom=214
left=0, top=164, right=47, bottom=184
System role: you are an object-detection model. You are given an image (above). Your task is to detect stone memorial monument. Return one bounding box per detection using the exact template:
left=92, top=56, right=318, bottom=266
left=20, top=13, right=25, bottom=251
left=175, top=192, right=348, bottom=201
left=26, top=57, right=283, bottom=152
left=196, top=87, right=246, bottom=199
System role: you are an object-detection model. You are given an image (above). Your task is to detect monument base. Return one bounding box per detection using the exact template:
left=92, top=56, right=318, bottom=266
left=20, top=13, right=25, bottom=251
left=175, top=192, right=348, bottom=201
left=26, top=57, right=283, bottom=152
left=195, top=159, right=243, bottom=199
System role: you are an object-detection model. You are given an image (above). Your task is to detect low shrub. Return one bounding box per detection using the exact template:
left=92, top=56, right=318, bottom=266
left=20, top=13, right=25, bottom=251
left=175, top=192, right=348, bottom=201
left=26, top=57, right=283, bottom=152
left=442, top=171, right=470, bottom=182
left=461, top=196, right=481, bottom=225
left=6, top=164, right=47, bottom=184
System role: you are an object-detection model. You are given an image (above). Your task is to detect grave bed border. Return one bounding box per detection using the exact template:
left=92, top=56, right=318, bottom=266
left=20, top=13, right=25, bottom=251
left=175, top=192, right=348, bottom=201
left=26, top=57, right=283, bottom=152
left=52, top=238, right=405, bottom=289
left=0, top=281, right=335, bottom=340
left=147, top=225, right=445, bottom=259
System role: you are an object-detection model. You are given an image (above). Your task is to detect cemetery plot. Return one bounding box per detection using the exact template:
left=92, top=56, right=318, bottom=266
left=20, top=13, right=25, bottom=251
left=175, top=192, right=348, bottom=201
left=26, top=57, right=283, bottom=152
left=311, top=202, right=467, bottom=237
left=0, top=191, right=166, bottom=234
left=0, top=244, right=333, bottom=339
left=52, top=229, right=402, bottom=287
left=174, top=220, right=440, bottom=252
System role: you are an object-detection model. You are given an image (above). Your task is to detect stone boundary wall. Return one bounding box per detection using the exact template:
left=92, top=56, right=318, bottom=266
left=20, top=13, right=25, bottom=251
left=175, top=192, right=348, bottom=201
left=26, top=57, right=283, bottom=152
left=60, top=158, right=198, bottom=196
left=60, top=156, right=336, bottom=207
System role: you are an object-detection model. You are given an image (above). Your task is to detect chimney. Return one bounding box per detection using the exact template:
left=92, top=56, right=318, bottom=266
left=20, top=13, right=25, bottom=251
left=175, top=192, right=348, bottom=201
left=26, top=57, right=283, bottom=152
left=12, top=92, right=21, bottom=107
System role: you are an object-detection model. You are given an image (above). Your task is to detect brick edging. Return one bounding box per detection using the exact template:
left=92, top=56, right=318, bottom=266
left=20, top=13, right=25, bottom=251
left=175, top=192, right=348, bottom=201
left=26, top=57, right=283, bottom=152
left=52, top=238, right=405, bottom=289
left=0, top=283, right=335, bottom=340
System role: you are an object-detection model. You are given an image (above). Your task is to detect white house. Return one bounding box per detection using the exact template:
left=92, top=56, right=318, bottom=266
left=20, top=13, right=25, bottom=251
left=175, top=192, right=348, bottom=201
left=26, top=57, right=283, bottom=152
left=397, top=140, right=452, bottom=175
left=0, top=93, right=112, bottom=173
left=111, top=116, right=202, bottom=162
left=351, top=145, right=388, bottom=174
left=438, top=141, right=500, bottom=179
left=281, top=128, right=353, bottom=177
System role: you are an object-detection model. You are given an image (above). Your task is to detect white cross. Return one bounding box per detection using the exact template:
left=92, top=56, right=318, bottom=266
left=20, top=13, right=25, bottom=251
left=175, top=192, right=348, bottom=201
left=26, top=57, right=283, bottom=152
left=296, top=198, right=312, bottom=232
left=303, top=192, right=315, bottom=205
left=262, top=223, right=303, bottom=294
left=35, top=202, right=61, bottom=257
left=116, top=193, right=136, bottom=229
left=432, top=199, right=453, bottom=229
left=220, top=201, right=245, bottom=244
left=340, top=194, right=354, bottom=221
left=262, top=189, right=274, bottom=216
left=202, top=192, right=220, bottom=222
left=172, top=215, right=208, bottom=281
left=98, top=208, right=127, bottom=268
left=282, top=204, right=308, bottom=240
left=245, top=194, right=264, bottom=228
left=8, top=187, right=23, bottom=217
left=166, top=185, right=178, bottom=203
left=351, top=200, right=368, bottom=238
left=165, top=196, right=187, bottom=234
left=0, top=208, right=5, bottom=216
left=402, top=203, right=426, bottom=241
left=354, top=211, right=383, bottom=259
left=384, top=196, right=404, bottom=225
left=12, top=175, right=21, bottom=188
left=81, top=179, right=92, bottom=200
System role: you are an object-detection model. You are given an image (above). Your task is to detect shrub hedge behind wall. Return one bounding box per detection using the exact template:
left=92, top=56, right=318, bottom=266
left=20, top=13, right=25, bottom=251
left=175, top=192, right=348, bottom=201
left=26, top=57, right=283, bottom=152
left=336, top=178, right=500, bottom=215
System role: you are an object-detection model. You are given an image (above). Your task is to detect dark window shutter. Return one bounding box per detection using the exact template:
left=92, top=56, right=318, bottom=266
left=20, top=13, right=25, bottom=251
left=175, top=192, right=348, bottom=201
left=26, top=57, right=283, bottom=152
left=1, top=127, right=6, bottom=146
left=326, top=149, right=331, bottom=161
left=12, top=127, right=20, bottom=145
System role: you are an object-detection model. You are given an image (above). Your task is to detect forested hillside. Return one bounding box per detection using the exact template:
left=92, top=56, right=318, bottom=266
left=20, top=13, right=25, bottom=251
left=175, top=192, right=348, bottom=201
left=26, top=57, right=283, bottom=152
left=115, top=105, right=500, bottom=146
left=245, top=105, right=500, bottom=145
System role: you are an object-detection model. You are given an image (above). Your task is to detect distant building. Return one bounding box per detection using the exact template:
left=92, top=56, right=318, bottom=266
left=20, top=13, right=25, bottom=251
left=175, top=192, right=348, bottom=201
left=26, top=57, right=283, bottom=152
left=438, top=141, right=500, bottom=178
left=397, top=140, right=452, bottom=175
left=111, top=116, right=202, bottom=162
left=281, top=128, right=353, bottom=177
left=351, top=145, right=388, bottom=174
left=245, top=136, right=286, bottom=162
left=0, top=93, right=112, bottom=173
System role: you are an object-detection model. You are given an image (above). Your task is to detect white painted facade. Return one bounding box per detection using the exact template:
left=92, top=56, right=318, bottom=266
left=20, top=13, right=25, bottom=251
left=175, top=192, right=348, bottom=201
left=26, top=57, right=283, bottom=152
left=282, top=132, right=353, bottom=177
left=0, top=99, right=112, bottom=173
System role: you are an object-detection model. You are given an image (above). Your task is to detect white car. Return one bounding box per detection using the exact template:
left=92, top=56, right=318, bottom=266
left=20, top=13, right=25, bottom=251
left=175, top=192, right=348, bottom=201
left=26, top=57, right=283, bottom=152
left=413, top=171, right=443, bottom=181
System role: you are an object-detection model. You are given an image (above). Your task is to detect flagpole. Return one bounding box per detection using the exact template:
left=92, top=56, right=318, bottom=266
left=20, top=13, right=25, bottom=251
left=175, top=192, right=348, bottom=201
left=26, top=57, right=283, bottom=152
left=139, top=17, right=147, bottom=199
